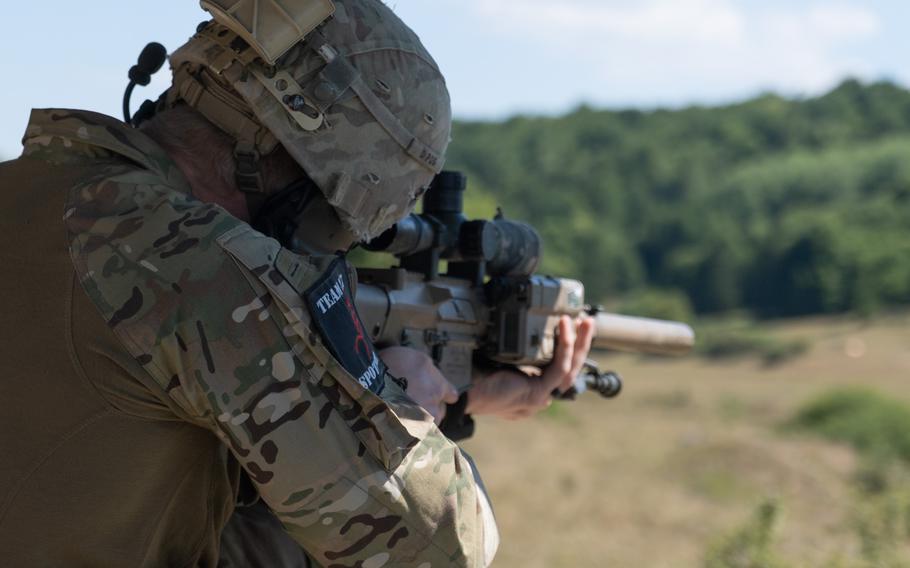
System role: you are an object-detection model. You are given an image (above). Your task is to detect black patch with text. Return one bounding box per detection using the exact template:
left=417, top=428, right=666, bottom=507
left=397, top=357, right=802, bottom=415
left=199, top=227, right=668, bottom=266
left=304, top=258, right=386, bottom=395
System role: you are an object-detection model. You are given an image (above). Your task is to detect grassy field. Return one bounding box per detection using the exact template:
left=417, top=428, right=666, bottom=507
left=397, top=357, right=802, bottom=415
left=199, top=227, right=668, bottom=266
left=462, top=313, right=910, bottom=567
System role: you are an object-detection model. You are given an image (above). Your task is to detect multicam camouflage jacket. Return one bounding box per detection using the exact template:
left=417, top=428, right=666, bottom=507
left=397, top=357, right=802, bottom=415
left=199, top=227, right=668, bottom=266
left=21, top=109, right=498, bottom=567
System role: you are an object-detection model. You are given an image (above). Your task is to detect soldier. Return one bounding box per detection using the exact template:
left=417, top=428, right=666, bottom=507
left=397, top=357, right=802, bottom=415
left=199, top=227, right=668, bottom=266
left=0, top=1, right=593, bottom=566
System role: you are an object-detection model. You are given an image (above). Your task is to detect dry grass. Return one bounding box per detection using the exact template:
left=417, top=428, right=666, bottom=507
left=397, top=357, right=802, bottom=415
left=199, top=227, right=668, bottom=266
left=462, top=312, right=910, bottom=567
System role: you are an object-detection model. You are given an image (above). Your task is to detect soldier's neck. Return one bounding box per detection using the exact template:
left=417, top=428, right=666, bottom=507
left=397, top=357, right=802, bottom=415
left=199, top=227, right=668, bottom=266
left=167, top=150, right=250, bottom=222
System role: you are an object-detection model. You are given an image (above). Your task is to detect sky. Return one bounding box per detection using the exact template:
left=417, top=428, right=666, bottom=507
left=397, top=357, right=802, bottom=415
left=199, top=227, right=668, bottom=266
left=2, top=0, right=910, bottom=158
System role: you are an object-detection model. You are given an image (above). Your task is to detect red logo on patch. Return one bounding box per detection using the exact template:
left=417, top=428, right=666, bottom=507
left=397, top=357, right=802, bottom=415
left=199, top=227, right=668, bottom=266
left=345, top=294, right=371, bottom=358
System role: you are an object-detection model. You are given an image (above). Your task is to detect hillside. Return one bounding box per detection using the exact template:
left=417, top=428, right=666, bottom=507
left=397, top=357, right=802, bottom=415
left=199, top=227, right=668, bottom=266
left=446, top=79, right=910, bottom=318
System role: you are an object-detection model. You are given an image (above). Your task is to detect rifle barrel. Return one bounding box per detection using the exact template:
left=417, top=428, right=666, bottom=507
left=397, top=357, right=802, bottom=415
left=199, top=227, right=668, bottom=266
left=591, top=313, right=695, bottom=356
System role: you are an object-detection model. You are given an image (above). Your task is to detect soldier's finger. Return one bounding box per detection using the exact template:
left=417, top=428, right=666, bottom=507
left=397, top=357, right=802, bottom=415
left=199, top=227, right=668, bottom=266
left=532, top=316, right=575, bottom=394
left=548, top=316, right=575, bottom=393
left=566, top=316, right=595, bottom=388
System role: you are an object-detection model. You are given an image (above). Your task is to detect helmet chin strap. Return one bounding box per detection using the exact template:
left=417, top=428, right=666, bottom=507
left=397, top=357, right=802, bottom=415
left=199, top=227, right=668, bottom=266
left=251, top=176, right=357, bottom=256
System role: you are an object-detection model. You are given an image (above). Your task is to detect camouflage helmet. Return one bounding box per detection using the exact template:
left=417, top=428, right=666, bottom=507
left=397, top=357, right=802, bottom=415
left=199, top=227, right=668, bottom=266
left=167, top=0, right=451, bottom=240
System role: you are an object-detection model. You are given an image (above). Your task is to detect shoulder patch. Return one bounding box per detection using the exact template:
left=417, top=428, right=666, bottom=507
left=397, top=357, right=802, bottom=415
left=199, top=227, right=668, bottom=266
left=304, top=258, right=386, bottom=395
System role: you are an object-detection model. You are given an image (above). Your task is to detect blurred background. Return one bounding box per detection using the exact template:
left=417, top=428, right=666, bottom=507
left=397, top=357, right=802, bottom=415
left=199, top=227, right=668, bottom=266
left=4, top=1, right=910, bottom=566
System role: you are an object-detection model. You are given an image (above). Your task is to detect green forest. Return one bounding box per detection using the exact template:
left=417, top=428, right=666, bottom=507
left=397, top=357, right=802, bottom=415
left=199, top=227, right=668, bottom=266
left=445, top=79, right=910, bottom=319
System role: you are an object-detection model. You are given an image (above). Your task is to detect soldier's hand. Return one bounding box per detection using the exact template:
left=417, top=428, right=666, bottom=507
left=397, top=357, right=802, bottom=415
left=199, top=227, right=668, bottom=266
left=466, top=315, right=595, bottom=420
left=379, top=346, right=459, bottom=424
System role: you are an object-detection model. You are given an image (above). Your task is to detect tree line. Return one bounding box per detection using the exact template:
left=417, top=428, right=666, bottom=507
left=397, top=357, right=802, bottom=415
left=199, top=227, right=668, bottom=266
left=446, top=79, right=910, bottom=318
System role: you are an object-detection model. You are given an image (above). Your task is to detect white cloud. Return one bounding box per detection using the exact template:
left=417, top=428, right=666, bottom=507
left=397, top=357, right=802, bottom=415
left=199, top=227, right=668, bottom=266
left=462, top=0, right=881, bottom=105
left=806, top=3, right=880, bottom=41
left=475, top=0, right=745, bottom=46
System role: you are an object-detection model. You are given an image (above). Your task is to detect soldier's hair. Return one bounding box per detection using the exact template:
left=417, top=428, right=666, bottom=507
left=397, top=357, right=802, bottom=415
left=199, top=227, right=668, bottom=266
left=140, top=104, right=302, bottom=195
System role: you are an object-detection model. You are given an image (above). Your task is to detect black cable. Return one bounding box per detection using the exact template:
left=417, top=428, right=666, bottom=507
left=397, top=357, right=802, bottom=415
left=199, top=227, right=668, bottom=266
left=122, top=82, right=137, bottom=123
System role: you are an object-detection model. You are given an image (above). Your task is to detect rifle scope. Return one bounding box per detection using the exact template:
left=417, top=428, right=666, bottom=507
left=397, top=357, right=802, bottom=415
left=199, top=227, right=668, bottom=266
left=364, top=171, right=541, bottom=279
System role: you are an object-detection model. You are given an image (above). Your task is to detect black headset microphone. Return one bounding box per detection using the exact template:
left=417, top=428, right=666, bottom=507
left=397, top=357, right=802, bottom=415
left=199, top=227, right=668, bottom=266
left=123, top=42, right=168, bottom=125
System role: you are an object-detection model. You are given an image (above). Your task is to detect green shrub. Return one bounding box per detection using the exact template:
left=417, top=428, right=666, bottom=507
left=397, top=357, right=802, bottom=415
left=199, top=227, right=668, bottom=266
left=698, top=332, right=763, bottom=359
left=696, top=323, right=809, bottom=366
left=705, top=500, right=789, bottom=568
left=790, top=389, right=910, bottom=464
left=853, top=494, right=910, bottom=567
left=789, top=390, right=910, bottom=565
left=617, top=287, right=695, bottom=323
left=757, top=338, right=810, bottom=366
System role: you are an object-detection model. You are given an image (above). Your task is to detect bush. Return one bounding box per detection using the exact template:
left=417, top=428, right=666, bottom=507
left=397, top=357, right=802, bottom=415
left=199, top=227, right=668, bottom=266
left=852, top=491, right=910, bottom=567
left=617, top=287, right=695, bottom=323
left=705, top=500, right=789, bottom=568
left=695, top=321, right=809, bottom=366
left=788, top=389, right=910, bottom=565
left=790, top=389, right=910, bottom=464
left=757, top=338, right=810, bottom=367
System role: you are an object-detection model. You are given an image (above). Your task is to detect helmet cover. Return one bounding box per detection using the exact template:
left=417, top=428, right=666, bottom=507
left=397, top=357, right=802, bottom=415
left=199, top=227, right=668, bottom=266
left=169, top=0, right=452, bottom=240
